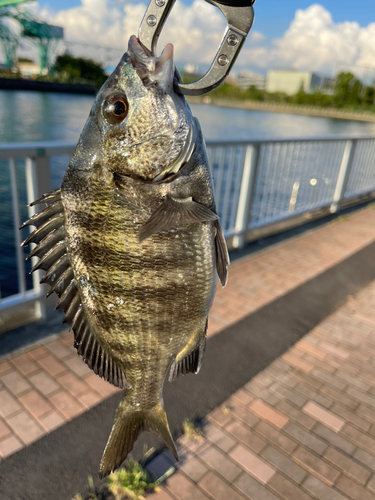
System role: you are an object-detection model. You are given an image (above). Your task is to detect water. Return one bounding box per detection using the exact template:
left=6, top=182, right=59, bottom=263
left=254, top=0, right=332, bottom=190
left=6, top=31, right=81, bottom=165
left=1, top=90, right=375, bottom=299
left=2, top=90, right=375, bottom=144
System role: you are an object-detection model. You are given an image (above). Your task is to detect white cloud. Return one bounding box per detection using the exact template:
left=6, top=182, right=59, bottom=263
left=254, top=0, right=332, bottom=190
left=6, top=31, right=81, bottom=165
left=249, top=31, right=266, bottom=44
left=34, top=0, right=225, bottom=68
left=16, top=2, right=375, bottom=77
left=238, top=4, right=375, bottom=75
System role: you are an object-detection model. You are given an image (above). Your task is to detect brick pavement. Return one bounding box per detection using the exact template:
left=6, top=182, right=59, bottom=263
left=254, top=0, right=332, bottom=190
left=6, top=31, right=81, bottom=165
left=147, top=278, right=375, bottom=500
left=0, top=204, right=375, bottom=474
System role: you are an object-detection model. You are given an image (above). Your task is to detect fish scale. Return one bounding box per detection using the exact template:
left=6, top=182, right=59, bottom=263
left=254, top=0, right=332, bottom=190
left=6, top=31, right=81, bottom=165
left=21, top=36, right=229, bottom=477
left=65, top=178, right=214, bottom=391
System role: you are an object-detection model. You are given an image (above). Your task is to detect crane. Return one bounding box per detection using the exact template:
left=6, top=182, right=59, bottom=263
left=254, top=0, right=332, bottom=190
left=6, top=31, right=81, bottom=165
left=0, top=0, right=63, bottom=73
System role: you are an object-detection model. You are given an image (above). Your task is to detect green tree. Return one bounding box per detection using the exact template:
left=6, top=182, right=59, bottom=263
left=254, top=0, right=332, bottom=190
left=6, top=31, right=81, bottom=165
left=362, top=85, right=375, bottom=107
left=334, top=72, right=363, bottom=107
left=240, top=85, right=265, bottom=101
left=289, top=84, right=309, bottom=105
left=54, top=54, right=107, bottom=88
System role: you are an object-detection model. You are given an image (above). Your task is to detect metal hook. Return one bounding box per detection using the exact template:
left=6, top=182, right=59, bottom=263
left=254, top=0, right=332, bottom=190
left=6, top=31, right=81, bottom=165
left=138, top=0, right=255, bottom=96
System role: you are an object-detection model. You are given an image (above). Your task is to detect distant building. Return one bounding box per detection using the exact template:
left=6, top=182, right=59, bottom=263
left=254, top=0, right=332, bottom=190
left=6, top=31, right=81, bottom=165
left=17, top=61, right=42, bottom=77
left=266, top=70, right=321, bottom=95
left=232, top=70, right=266, bottom=90
left=225, top=75, right=241, bottom=88
left=320, top=76, right=336, bottom=95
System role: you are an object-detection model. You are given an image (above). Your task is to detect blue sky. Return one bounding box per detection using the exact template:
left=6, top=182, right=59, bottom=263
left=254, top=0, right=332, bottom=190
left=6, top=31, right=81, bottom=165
left=256, top=0, right=375, bottom=38
left=29, top=0, right=375, bottom=76
left=40, top=0, right=375, bottom=39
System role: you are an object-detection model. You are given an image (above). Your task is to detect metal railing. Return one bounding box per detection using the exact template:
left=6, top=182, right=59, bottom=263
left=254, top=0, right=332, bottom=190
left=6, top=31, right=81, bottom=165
left=1, top=135, right=375, bottom=323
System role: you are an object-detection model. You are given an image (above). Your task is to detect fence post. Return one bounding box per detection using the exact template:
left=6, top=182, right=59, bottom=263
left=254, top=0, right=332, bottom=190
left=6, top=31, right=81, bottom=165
left=9, top=158, right=26, bottom=296
left=25, top=152, right=55, bottom=320
left=233, top=144, right=260, bottom=249
left=330, top=139, right=357, bottom=213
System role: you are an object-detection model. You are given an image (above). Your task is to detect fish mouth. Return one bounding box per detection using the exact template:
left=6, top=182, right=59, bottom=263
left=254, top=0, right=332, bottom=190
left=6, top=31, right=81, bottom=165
left=128, top=35, right=174, bottom=91
left=126, top=35, right=193, bottom=183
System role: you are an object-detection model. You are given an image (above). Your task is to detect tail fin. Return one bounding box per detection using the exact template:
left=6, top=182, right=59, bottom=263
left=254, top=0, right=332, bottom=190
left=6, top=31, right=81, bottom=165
left=99, top=401, right=178, bottom=478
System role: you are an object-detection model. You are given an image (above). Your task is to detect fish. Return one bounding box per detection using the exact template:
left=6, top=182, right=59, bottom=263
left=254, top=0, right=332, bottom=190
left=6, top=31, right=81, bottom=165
left=21, top=35, right=229, bottom=477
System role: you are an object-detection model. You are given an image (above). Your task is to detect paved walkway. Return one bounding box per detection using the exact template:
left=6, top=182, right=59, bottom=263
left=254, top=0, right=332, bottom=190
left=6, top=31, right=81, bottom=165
left=148, top=274, right=375, bottom=500
left=0, top=205, right=375, bottom=492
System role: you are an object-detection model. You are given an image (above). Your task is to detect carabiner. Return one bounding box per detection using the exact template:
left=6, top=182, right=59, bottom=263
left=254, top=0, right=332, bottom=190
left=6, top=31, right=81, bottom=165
left=138, top=0, right=256, bottom=96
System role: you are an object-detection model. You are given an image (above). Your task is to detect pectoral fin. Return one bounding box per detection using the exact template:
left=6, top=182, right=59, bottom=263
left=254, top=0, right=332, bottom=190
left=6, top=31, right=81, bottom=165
left=138, top=195, right=218, bottom=242
left=215, top=220, right=230, bottom=287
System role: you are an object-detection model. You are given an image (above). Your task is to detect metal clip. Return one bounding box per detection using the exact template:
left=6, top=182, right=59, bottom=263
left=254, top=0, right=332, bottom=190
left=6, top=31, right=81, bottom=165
left=138, top=0, right=255, bottom=96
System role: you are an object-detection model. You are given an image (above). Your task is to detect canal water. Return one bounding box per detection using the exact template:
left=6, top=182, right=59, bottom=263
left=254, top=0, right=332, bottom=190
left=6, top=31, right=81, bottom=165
left=1, top=90, right=375, bottom=299
left=3, top=90, right=375, bottom=144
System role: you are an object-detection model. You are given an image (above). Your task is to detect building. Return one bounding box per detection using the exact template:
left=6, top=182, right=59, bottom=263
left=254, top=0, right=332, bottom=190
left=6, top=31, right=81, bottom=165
left=320, top=76, right=336, bottom=94
left=232, top=70, right=266, bottom=90
left=266, top=70, right=321, bottom=95
left=17, top=61, right=42, bottom=76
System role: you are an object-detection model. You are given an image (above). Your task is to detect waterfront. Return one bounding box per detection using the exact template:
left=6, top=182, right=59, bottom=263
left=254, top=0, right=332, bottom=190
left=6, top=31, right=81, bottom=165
left=2, top=90, right=375, bottom=144
left=1, top=89, right=375, bottom=300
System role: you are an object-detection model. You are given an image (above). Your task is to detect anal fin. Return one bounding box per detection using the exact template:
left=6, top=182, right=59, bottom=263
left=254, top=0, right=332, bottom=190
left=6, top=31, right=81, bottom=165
left=169, top=321, right=207, bottom=382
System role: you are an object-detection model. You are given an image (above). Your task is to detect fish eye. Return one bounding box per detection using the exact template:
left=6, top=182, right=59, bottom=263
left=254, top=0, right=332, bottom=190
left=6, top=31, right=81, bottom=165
left=103, top=94, right=128, bottom=123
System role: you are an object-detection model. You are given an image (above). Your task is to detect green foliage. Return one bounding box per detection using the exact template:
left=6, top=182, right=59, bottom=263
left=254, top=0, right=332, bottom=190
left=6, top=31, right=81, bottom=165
left=72, top=448, right=174, bottom=500
left=209, top=82, right=242, bottom=100
left=183, top=419, right=204, bottom=441
left=71, top=475, right=98, bottom=500
left=363, top=86, right=375, bottom=106
left=107, top=454, right=173, bottom=500
left=107, top=459, right=155, bottom=499
left=334, top=72, right=360, bottom=107
left=205, top=71, right=375, bottom=113
left=180, top=72, right=201, bottom=84
left=54, top=54, right=107, bottom=88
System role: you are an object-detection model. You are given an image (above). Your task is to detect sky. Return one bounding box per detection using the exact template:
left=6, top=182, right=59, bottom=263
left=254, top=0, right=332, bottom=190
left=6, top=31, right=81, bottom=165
left=14, top=0, right=375, bottom=77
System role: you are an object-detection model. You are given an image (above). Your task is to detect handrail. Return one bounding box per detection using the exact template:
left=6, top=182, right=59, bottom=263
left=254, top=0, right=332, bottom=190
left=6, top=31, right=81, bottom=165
left=1, top=135, right=375, bottom=325
left=0, top=141, right=76, bottom=159
left=206, top=134, right=375, bottom=146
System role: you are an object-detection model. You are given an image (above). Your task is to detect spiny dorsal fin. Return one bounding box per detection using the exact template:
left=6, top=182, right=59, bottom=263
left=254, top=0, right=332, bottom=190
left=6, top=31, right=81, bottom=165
left=29, top=189, right=62, bottom=207
left=20, top=200, right=63, bottom=229
left=138, top=194, right=218, bottom=242
left=215, top=220, right=230, bottom=287
left=22, top=189, right=127, bottom=389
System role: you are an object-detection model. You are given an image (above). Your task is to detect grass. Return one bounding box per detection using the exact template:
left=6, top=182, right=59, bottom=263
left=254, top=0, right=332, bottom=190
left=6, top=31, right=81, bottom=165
left=336, top=214, right=349, bottom=222
left=72, top=448, right=174, bottom=500
left=72, top=475, right=98, bottom=500
left=221, top=405, right=231, bottom=415
left=107, top=458, right=157, bottom=499
left=182, top=419, right=204, bottom=441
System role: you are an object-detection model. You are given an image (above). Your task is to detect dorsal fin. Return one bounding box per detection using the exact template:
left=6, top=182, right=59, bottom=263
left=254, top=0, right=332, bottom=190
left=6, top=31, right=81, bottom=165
left=22, top=189, right=128, bottom=389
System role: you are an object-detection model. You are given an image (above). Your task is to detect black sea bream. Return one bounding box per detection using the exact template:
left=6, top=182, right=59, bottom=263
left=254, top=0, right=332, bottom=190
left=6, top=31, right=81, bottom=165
left=22, top=35, right=229, bottom=477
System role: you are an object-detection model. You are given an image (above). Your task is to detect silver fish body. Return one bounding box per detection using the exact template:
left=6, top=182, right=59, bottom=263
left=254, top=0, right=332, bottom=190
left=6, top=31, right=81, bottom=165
left=22, top=36, right=229, bottom=477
